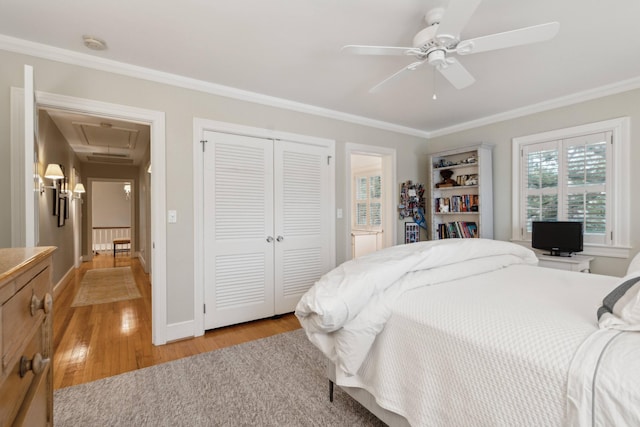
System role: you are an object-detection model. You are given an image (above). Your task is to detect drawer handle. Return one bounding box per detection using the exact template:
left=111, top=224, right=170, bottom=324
left=30, top=293, right=53, bottom=316
left=19, top=353, right=50, bottom=377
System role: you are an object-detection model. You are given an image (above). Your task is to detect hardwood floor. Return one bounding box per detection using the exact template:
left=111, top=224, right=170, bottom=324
left=53, top=254, right=301, bottom=390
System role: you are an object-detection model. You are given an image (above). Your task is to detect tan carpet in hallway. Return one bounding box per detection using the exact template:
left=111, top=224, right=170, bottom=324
left=71, top=267, right=141, bottom=307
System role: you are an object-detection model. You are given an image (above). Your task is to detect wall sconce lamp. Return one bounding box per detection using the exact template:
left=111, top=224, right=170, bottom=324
left=72, top=183, right=86, bottom=200
left=40, top=163, right=65, bottom=194
left=123, top=182, right=131, bottom=200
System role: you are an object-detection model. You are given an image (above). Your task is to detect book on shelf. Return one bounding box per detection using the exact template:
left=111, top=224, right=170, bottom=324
left=436, top=221, right=478, bottom=239
left=466, top=222, right=478, bottom=238
left=435, top=195, right=479, bottom=213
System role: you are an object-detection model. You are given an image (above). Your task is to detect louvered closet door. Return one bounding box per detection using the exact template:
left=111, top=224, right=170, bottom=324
left=274, top=141, right=332, bottom=314
left=203, top=131, right=275, bottom=329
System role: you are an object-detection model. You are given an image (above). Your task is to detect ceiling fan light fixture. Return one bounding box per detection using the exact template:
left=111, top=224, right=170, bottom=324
left=427, top=49, right=447, bottom=67
left=83, top=35, right=107, bottom=51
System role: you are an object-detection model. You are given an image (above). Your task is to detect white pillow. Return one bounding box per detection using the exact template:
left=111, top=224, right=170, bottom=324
left=627, top=252, right=640, bottom=275
left=598, top=272, right=640, bottom=330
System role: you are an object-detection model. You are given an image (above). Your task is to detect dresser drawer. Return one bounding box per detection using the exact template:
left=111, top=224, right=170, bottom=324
left=2, top=266, right=52, bottom=370
left=0, top=325, right=49, bottom=426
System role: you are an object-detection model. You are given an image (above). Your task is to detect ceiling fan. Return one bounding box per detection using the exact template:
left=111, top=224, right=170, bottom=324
left=342, top=0, right=559, bottom=92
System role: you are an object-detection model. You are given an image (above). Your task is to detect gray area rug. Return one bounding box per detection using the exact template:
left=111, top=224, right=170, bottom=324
left=54, top=329, right=385, bottom=426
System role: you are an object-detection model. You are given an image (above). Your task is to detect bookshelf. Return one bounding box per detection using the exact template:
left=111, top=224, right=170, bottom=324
left=429, top=143, right=493, bottom=240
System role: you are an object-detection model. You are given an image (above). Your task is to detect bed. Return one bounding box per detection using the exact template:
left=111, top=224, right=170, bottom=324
left=295, top=239, right=640, bottom=426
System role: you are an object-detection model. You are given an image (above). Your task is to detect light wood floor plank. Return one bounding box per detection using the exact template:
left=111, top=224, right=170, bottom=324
left=53, top=254, right=301, bottom=389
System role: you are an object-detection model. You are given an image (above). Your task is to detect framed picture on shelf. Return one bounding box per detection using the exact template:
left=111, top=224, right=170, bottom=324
left=405, top=222, right=420, bottom=244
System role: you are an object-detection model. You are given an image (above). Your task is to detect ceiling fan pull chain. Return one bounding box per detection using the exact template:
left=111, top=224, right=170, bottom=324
left=432, top=70, right=437, bottom=100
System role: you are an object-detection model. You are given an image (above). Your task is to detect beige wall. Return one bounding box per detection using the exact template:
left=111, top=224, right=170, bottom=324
left=36, top=111, right=83, bottom=284
left=0, top=49, right=427, bottom=326
left=92, top=181, right=132, bottom=228
left=425, top=89, right=640, bottom=276
left=9, top=46, right=632, bottom=328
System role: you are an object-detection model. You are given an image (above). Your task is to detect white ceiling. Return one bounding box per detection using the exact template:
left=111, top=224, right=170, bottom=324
left=2, top=0, right=640, bottom=136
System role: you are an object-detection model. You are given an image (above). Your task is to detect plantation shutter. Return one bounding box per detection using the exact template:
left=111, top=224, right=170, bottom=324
left=520, top=132, right=611, bottom=244
left=369, top=175, right=382, bottom=227
left=355, top=176, right=367, bottom=226
left=522, top=141, right=559, bottom=236
left=354, top=174, right=383, bottom=228
left=564, top=132, right=611, bottom=244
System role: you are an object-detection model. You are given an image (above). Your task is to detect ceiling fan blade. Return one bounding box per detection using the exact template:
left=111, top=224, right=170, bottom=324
left=436, top=57, right=475, bottom=89
left=369, top=61, right=426, bottom=93
left=342, top=45, right=418, bottom=56
left=435, top=0, right=482, bottom=40
left=456, top=22, right=560, bottom=55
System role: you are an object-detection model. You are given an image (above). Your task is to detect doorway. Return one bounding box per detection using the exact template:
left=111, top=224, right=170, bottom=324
left=10, top=84, right=168, bottom=344
left=345, top=143, right=397, bottom=260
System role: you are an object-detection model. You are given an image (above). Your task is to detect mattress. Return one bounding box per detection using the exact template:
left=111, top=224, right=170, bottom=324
left=337, top=264, right=617, bottom=426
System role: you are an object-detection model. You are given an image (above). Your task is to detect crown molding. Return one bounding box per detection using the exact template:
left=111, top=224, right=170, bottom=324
left=0, top=34, right=429, bottom=139
left=3, top=33, right=639, bottom=141
left=428, top=76, right=640, bottom=138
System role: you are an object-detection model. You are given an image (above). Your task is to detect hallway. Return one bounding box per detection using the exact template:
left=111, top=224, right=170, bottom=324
left=53, top=254, right=300, bottom=390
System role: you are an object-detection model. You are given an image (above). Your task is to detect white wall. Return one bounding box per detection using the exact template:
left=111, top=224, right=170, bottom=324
left=425, top=89, right=640, bottom=276
left=0, top=49, right=427, bottom=328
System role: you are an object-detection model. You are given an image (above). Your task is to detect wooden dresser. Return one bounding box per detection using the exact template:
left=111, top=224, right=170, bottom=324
left=0, top=247, right=56, bottom=427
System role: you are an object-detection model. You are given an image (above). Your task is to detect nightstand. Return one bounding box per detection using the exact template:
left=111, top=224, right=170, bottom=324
left=536, top=254, right=594, bottom=273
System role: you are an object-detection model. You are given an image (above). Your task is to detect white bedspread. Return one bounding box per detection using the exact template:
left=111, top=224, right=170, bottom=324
left=567, top=328, right=640, bottom=426
left=339, top=265, right=619, bottom=426
left=295, top=239, right=538, bottom=375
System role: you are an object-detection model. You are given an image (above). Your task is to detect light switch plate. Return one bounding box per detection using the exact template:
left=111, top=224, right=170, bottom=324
left=168, top=210, right=177, bottom=223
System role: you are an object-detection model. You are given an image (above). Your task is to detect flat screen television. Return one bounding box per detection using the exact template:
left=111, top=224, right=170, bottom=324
left=531, top=221, right=583, bottom=257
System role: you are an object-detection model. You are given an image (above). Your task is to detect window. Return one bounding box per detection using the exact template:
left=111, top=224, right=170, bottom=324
left=354, top=174, right=382, bottom=228
left=512, top=118, right=630, bottom=257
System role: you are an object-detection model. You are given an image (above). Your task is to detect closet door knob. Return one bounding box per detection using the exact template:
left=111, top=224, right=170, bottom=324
left=276, top=236, right=284, bottom=242
left=266, top=236, right=274, bottom=243
left=30, top=293, right=53, bottom=316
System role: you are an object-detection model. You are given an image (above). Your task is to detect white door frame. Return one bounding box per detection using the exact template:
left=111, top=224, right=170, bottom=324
left=72, top=167, right=83, bottom=268
left=193, top=118, right=336, bottom=336
left=10, top=90, right=168, bottom=345
left=345, top=143, right=397, bottom=260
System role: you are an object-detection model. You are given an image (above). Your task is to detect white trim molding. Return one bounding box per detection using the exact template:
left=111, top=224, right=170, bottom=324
left=0, top=34, right=427, bottom=139
left=511, top=117, right=630, bottom=258
left=344, top=143, right=397, bottom=260
left=428, top=76, right=640, bottom=138
left=3, top=34, right=640, bottom=139
left=10, top=88, right=169, bottom=344
left=166, top=320, right=196, bottom=343
left=192, top=118, right=336, bottom=337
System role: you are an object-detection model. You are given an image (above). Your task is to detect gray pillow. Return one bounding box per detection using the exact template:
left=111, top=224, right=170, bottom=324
left=598, top=273, right=640, bottom=329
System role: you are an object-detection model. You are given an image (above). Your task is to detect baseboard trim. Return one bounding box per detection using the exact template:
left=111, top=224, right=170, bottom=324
left=53, top=265, right=75, bottom=300
left=166, top=320, right=195, bottom=343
